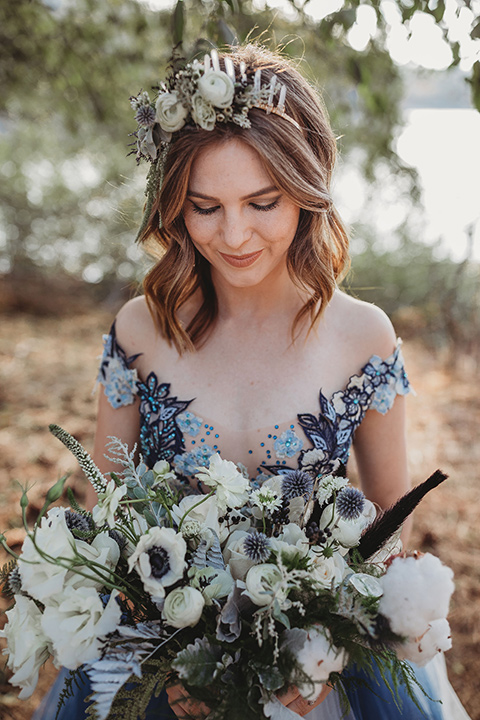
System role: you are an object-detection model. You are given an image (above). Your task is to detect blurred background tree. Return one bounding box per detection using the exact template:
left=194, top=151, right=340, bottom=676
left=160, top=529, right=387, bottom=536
left=0, top=0, right=479, bottom=357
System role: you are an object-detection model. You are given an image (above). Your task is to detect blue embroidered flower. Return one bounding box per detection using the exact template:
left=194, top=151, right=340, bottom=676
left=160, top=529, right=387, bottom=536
left=173, top=445, right=215, bottom=477
left=176, top=411, right=204, bottom=437
left=274, top=428, right=303, bottom=459
left=97, top=327, right=141, bottom=409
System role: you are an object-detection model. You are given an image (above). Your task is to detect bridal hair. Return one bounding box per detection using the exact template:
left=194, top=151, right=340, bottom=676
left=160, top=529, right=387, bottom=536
left=139, top=44, right=350, bottom=353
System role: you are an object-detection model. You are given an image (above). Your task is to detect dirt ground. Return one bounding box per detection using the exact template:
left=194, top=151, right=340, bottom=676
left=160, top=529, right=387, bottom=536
left=0, top=311, right=478, bottom=719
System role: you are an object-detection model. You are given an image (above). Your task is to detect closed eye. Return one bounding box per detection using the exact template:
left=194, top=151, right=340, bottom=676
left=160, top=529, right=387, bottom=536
left=191, top=203, right=220, bottom=216
left=250, top=198, right=280, bottom=212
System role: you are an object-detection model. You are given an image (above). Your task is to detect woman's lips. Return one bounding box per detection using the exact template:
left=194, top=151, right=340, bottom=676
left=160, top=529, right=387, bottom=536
left=219, top=250, right=263, bottom=267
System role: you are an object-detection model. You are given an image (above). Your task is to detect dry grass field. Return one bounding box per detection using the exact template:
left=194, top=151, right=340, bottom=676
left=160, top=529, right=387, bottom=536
left=0, top=310, right=478, bottom=719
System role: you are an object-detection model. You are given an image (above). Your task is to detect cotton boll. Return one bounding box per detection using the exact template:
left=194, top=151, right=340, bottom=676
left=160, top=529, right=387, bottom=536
left=397, top=619, right=452, bottom=667
left=378, top=553, right=454, bottom=638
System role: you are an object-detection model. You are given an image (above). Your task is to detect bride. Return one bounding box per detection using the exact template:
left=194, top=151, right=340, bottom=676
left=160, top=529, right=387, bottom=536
left=36, top=44, right=469, bottom=719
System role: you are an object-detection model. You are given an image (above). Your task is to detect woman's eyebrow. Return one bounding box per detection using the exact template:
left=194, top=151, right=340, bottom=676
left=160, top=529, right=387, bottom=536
left=187, top=185, right=278, bottom=201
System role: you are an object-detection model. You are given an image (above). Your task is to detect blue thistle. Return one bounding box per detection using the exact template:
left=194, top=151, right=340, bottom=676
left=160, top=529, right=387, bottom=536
left=135, top=105, right=157, bottom=128
left=65, top=509, right=93, bottom=534
left=335, top=486, right=365, bottom=520
left=243, top=532, right=271, bottom=562
left=8, top=567, right=22, bottom=594
left=281, top=469, right=314, bottom=500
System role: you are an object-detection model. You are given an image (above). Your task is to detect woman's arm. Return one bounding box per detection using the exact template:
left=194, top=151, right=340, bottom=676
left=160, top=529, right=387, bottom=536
left=85, top=391, right=141, bottom=510
left=353, top=396, right=412, bottom=545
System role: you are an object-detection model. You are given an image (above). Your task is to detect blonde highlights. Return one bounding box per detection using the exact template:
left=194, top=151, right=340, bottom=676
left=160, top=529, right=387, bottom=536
left=140, top=45, right=350, bottom=353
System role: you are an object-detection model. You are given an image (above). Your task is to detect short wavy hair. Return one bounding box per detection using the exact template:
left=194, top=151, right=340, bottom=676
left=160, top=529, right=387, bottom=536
left=139, top=44, right=350, bottom=353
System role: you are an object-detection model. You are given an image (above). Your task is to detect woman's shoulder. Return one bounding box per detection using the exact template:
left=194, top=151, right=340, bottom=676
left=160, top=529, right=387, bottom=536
left=113, top=296, right=161, bottom=357
left=329, top=290, right=397, bottom=361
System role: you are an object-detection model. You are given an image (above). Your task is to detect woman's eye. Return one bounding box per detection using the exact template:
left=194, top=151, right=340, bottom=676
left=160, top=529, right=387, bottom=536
left=250, top=198, right=280, bottom=212
left=191, top=204, right=219, bottom=216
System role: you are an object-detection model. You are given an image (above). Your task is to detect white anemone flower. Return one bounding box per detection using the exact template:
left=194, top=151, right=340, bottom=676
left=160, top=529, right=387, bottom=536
left=127, top=527, right=187, bottom=603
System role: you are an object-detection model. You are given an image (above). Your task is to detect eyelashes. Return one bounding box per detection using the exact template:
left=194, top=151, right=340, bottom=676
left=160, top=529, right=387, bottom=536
left=190, top=198, right=280, bottom=216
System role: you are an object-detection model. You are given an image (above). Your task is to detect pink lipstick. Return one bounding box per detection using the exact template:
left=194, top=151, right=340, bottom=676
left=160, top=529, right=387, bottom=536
left=219, top=250, right=263, bottom=268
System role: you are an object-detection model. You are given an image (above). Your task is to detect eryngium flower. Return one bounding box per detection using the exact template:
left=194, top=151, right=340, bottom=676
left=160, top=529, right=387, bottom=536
left=7, top=567, right=22, bottom=594
left=243, top=532, right=271, bottom=563
left=135, top=104, right=157, bottom=128
left=335, top=487, right=365, bottom=521
left=64, top=510, right=93, bottom=535
left=281, top=470, right=314, bottom=500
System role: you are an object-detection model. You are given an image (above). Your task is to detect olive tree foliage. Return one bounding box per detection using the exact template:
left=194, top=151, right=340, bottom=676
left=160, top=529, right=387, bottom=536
left=0, top=0, right=477, bottom=287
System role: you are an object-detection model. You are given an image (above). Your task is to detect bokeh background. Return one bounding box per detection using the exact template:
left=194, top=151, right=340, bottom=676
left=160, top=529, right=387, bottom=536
left=1, top=0, right=479, bottom=717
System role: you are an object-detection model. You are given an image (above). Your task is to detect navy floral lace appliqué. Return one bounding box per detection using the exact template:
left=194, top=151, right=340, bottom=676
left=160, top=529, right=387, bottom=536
left=97, top=324, right=410, bottom=480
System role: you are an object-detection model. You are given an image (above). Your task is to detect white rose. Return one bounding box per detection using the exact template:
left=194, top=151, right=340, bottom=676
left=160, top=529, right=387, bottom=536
left=127, top=526, right=187, bottom=603
left=0, top=595, right=50, bottom=699
left=190, top=92, right=217, bottom=131
left=92, top=479, right=127, bottom=528
left=197, top=70, right=235, bottom=108
left=41, top=587, right=121, bottom=670
left=19, top=507, right=77, bottom=602
left=224, top=530, right=256, bottom=580
left=163, top=586, right=205, bottom=628
left=308, top=548, right=347, bottom=589
left=196, top=453, right=250, bottom=511
left=271, top=523, right=309, bottom=560
left=155, top=91, right=188, bottom=132
left=171, top=494, right=220, bottom=538
left=244, top=564, right=288, bottom=607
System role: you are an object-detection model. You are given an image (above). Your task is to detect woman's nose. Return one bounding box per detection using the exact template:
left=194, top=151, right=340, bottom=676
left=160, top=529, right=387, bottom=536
left=221, top=211, right=251, bottom=250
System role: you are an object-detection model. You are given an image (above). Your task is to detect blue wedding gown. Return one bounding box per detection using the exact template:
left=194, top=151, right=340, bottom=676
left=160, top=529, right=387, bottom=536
left=33, top=324, right=470, bottom=720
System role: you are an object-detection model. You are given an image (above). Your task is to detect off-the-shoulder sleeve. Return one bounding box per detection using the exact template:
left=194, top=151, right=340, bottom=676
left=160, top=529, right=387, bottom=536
left=96, top=322, right=141, bottom=409
left=362, top=341, right=412, bottom=415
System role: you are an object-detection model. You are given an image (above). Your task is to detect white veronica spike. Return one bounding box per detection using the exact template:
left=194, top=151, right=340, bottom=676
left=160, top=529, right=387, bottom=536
left=254, top=68, right=262, bottom=93
left=224, top=56, right=235, bottom=81
left=278, top=84, right=287, bottom=112
left=211, top=49, right=220, bottom=72
left=204, top=54, right=211, bottom=73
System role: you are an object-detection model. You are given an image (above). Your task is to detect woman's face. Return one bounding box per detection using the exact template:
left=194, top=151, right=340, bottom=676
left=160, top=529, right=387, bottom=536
left=183, top=138, right=300, bottom=289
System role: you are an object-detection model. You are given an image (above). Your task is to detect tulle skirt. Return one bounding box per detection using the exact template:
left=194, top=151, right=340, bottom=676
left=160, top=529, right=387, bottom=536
left=33, top=654, right=470, bottom=720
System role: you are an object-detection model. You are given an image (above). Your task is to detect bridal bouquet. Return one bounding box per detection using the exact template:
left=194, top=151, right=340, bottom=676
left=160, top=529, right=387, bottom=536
left=0, top=425, right=455, bottom=720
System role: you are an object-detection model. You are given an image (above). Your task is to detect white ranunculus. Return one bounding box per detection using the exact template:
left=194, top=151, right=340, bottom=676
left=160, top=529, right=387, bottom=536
left=223, top=530, right=256, bottom=580
left=397, top=619, right=452, bottom=667
left=195, top=454, right=250, bottom=511
left=18, top=507, right=77, bottom=602
left=308, top=548, right=348, bottom=589
left=244, top=564, right=288, bottom=607
left=190, top=92, right=216, bottom=130
left=197, top=70, right=235, bottom=108
left=319, top=499, right=376, bottom=548
left=92, top=479, right=127, bottom=528
left=378, top=553, right=455, bottom=638
left=270, top=523, right=309, bottom=560
left=155, top=91, right=188, bottom=132
left=127, top=526, right=187, bottom=603
left=41, top=587, right=121, bottom=670
left=171, top=494, right=220, bottom=538
left=162, top=586, right=205, bottom=628
left=0, top=595, right=50, bottom=699
left=283, top=626, right=347, bottom=701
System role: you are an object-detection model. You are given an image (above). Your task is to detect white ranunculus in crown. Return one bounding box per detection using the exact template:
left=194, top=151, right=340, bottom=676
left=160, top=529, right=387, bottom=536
left=197, top=70, right=235, bottom=108
left=155, top=91, right=188, bottom=133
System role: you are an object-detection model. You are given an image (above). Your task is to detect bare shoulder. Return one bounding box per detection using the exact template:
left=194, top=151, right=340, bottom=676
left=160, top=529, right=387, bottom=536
left=114, top=296, right=158, bottom=355
left=329, top=290, right=397, bottom=361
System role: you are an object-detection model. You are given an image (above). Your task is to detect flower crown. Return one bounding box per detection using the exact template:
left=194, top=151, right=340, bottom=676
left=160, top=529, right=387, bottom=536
left=130, top=49, right=301, bottom=165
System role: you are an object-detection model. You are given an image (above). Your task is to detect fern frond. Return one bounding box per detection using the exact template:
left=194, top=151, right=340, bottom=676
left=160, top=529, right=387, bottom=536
left=55, top=668, right=89, bottom=720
